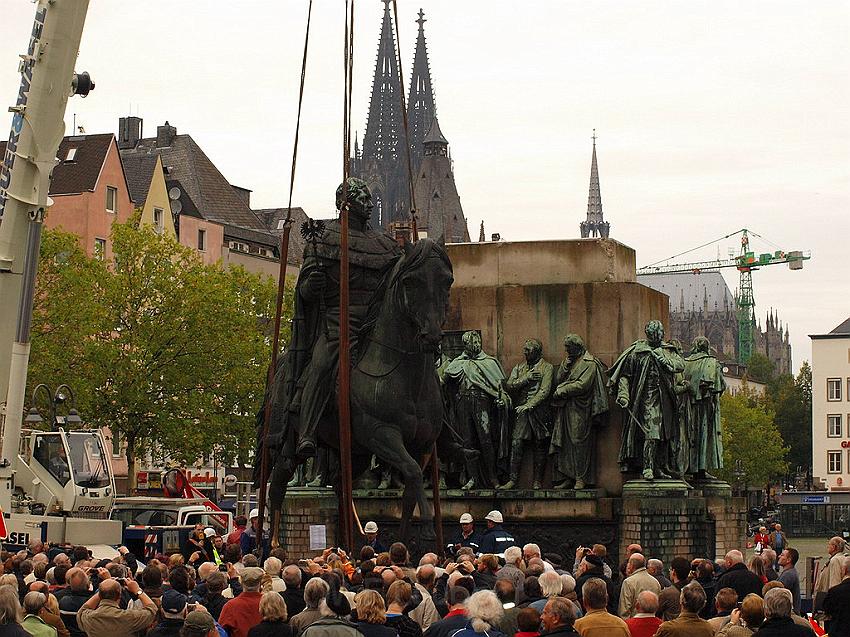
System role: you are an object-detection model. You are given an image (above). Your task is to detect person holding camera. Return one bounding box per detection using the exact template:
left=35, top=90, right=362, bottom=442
left=76, top=575, right=157, bottom=636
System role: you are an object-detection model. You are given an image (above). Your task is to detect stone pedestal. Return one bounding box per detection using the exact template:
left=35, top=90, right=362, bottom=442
left=278, top=487, right=338, bottom=557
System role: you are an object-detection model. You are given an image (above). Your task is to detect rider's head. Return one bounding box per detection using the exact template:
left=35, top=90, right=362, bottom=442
left=462, top=331, right=482, bottom=357
left=336, top=178, right=373, bottom=223
left=692, top=336, right=710, bottom=354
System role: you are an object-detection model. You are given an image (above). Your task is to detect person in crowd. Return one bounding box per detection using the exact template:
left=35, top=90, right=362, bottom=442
left=424, top=586, right=468, bottom=637
left=180, top=610, right=219, bottom=637
left=446, top=514, right=481, bottom=558
left=653, top=582, right=713, bottom=637
left=647, top=560, right=672, bottom=589
left=814, top=537, right=848, bottom=610
left=574, top=555, right=616, bottom=615
left=618, top=545, right=643, bottom=583
left=717, top=551, right=764, bottom=600
left=20, top=592, right=55, bottom=637
left=515, top=607, right=542, bottom=637
left=748, top=555, right=768, bottom=586
left=573, top=577, right=629, bottom=637
left=218, top=566, right=264, bottom=637
left=708, top=588, right=739, bottom=633
left=624, top=590, right=661, bottom=637
left=532, top=571, right=566, bottom=614
left=148, top=588, right=191, bottom=637
left=521, top=577, right=543, bottom=609
left=384, top=580, right=422, bottom=637
left=761, top=549, right=779, bottom=582
left=777, top=548, right=801, bottom=614
left=289, top=577, right=329, bottom=633
left=618, top=555, right=660, bottom=619
left=0, top=585, right=28, bottom=637
left=246, top=591, right=293, bottom=637
left=656, top=557, right=690, bottom=621
left=301, top=584, right=359, bottom=637
left=717, top=593, right=763, bottom=637
left=55, top=568, right=92, bottom=637
left=410, top=565, right=439, bottom=632
left=364, top=522, right=388, bottom=554
left=691, top=559, right=715, bottom=620
left=756, top=587, right=812, bottom=636
left=262, top=557, right=285, bottom=593
left=823, top=555, right=850, bottom=637
left=473, top=555, right=499, bottom=592
left=496, top=547, right=525, bottom=604
left=539, top=598, right=578, bottom=637
left=753, top=527, right=770, bottom=554
left=353, top=589, right=396, bottom=637
left=493, top=580, right=520, bottom=637
left=26, top=582, right=67, bottom=637
left=227, top=516, right=247, bottom=546
left=769, top=524, right=788, bottom=555
left=452, top=590, right=506, bottom=637
left=76, top=577, right=157, bottom=636
left=478, top=511, right=518, bottom=557
left=282, top=564, right=306, bottom=618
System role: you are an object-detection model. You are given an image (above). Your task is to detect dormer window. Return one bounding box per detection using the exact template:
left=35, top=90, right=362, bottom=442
left=65, top=148, right=77, bottom=162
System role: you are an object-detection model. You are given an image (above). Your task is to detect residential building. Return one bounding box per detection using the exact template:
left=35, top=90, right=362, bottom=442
left=811, top=317, right=850, bottom=490
left=1, top=133, right=134, bottom=260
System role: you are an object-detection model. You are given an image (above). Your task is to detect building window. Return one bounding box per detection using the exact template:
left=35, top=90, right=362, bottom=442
left=153, top=207, right=164, bottom=234
left=65, top=147, right=77, bottom=162
left=828, top=378, right=842, bottom=401
left=94, top=238, right=106, bottom=260
left=106, top=186, right=118, bottom=214
left=198, top=229, right=206, bottom=252
left=827, top=451, right=842, bottom=474
left=828, top=414, right=843, bottom=438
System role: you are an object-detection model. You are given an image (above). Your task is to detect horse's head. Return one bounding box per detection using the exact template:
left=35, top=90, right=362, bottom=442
left=390, top=239, right=454, bottom=352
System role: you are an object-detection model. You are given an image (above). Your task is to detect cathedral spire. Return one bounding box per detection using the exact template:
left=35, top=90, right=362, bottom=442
left=580, top=130, right=610, bottom=238
left=407, top=8, right=437, bottom=171
left=479, top=220, right=485, bottom=242
left=359, top=0, right=408, bottom=228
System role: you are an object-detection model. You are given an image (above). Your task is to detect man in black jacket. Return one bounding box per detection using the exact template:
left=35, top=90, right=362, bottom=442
left=424, top=587, right=469, bottom=637
left=823, top=556, right=850, bottom=637
left=445, top=513, right=481, bottom=558
left=756, top=588, right=815, bottom=637
left=282, top=564, right=307, bottom=618
left=716, top=550, right=763, bottom=601
left=478, top=510, right=517, bottom=556
left=56, top=567, right=94, bottom=637
left=575, top=555, right=617, bottom=615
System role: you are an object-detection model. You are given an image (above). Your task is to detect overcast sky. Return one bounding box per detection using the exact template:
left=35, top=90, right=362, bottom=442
left=2, top=1, right=848, bottom=370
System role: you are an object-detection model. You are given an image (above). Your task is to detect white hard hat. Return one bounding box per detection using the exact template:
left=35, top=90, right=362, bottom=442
left=485, top=510, right=503, bottom=524
left=203, top=527, right=216, bottom=538
left=364, top=521, right=378, bottom=534
left=249, top=508, right=259, bottom=520
left=459, top=513, right=473, bottom=524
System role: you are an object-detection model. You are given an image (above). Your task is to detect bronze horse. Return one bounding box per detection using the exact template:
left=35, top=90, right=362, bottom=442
left=263, top=238, right=456, bottom=544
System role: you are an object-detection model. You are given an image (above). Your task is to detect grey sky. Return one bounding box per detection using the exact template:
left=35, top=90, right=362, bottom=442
left=2, top=1, right=848, bottom=370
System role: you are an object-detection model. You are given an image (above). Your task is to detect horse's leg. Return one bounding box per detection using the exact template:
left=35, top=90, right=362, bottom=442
left=371, top=425, right=430, bottom=544
left=268, top=458, right=296, bottom=550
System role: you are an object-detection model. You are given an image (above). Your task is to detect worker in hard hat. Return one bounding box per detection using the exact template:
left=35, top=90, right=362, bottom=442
left=240, top=508, right=270, bottom=559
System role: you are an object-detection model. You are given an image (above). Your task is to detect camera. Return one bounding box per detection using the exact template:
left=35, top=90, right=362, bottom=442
left=218, top=564, right=228, bottom=573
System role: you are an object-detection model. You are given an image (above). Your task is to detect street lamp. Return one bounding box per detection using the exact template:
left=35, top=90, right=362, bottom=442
left=25, top=383, right=83, bottom=431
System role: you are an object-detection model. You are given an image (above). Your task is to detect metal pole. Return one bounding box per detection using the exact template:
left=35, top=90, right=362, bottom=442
left=430, top=444, right=444, bottom=556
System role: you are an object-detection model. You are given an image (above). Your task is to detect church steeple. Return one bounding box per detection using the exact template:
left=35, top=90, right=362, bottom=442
left=407, top=9, right=437, bottom=171
left=479, top=221, right=485, bottom=242
left=580, top=130, right=611, bottom=238
left=359, top=0, right=408, bottom=228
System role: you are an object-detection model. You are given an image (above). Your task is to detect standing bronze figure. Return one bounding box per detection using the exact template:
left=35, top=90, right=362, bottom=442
left=500, top=339, right=554, bottom=489
left=609, top=320, right=684, bottom=481
left=683, top=336, right=726, bottom=479
left=549, top=334, right=609, bottom=489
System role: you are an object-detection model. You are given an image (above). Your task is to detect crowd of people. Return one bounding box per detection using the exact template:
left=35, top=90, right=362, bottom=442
left=0, top=508, right=848, bottom=637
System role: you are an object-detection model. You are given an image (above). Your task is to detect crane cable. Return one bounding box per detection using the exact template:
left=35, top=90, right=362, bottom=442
left=256, top=0, right=314, bottom=553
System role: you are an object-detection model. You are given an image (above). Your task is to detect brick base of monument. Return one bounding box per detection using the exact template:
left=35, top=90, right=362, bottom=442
left=278, top=488, right=339, bottom=557
left=619, top=490, right=747, bottom=564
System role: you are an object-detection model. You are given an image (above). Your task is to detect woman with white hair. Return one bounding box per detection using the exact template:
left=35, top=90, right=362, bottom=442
left=452, top=590, right=507, bottom=637
left=529, top=572, right=583, bottom=619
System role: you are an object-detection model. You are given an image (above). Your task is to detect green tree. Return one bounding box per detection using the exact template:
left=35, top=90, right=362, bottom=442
left=29, top=219, right=284, bottom=488
left=717, top=388, right=788, bottom=488
left=767, top=361, right=812, bottom=474
left=745, top=352, right=776, bottom=384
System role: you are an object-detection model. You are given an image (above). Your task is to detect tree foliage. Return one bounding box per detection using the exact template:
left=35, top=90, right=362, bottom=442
left=768, top=362, right=812, bottom=472
left=745, top=352, right=776, bottom=384
left=29, top=219, right=286, bottom=487
left=717, top=387, right=789, bottom=488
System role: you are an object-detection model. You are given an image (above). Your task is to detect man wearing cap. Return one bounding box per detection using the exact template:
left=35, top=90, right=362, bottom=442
left=240, top=509, right=270, bottom=559
left=184, top=610, right=219, bottom=637
left=364, top=521, right=387, bottom=553
left=446, top=514, right=481, bottom=558
left=478, top=510, right=517, bottom=556
left=76, top=576, right=158, bottom=636
left=218, top=567, right=264, bottom=637
left=148, top=588, right=191, bottom=636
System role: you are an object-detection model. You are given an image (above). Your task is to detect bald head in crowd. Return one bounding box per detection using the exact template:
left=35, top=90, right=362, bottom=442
left=725, top=550, right=745, bottom=566
left=99, top=579, right=122, bottom=601
left=635, top=590, right=659, bottom=615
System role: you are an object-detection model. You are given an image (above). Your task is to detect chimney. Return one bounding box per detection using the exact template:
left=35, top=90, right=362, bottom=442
left=118, top=116, right=143, bottom=150
left=156, top=121, right=177, bottom=148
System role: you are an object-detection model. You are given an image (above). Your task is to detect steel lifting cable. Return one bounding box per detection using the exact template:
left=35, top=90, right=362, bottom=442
left=256, top=0, right=314, bottom=553
left=391, top=0, right=419, bottom=238
left=643, top=229, right=743, bottom=268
